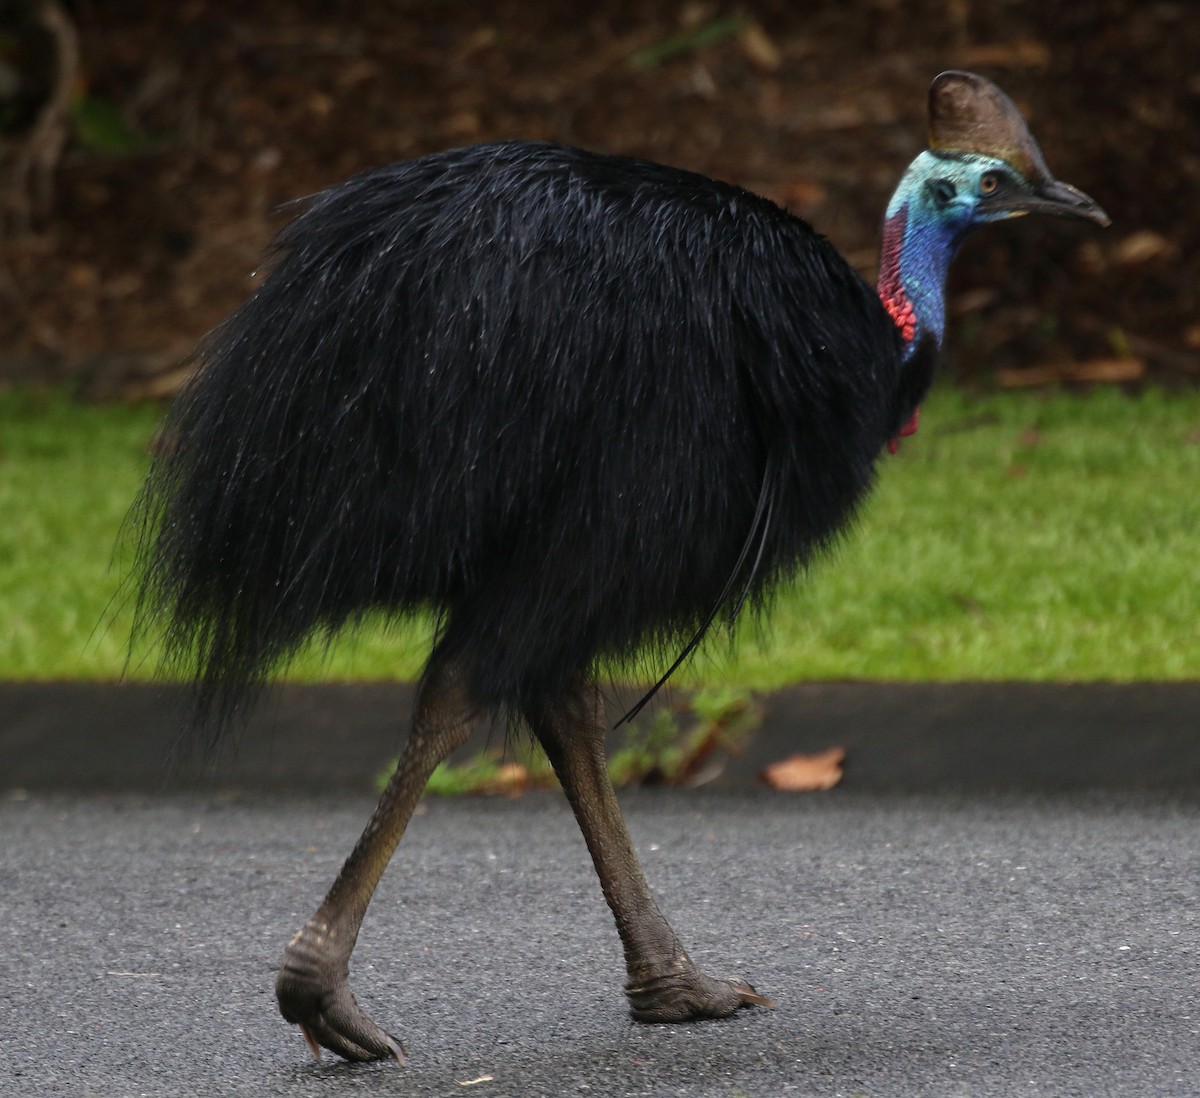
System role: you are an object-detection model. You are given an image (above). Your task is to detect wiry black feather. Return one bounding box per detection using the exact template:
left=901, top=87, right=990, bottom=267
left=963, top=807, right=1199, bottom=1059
left=132, top=140, right=915, bottom=735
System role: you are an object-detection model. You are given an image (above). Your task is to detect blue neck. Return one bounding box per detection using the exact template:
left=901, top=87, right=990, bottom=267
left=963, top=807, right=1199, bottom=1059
left=877, top=154, right=975, bottom=355
left=899, top=211, right=958, bottom=349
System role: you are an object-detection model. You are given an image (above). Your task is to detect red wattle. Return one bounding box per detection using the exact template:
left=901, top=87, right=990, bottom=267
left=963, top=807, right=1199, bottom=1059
left=876, top=209, right=916, bottom=344
left=887, top=407, right=920, bottom=455
left=878, top=208, right=921, bottom=457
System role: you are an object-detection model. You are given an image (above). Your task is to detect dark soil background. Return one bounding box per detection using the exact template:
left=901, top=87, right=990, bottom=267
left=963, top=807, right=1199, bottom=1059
left=2, top=0, right=1197, bottom=396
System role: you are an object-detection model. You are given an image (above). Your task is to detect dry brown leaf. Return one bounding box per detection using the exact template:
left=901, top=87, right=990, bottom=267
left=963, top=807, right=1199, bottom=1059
left=336, top=59, right=382, bottom=89
left=760, top=747, right=844, bottom=791
left=457, top=26, right=498, bottom=57
left=1113, top=230, right=1174, bottom=267
left=444, top=110, right=482, bottom=138
left=66, top=263, right=97, bottom=290
left=480, top=762, right=530, bottom=797
left=956, top=39, right=1051, bottom=68
left=783, top=179, right=827, bottom=208
left=950, top=287, right=998, bottom=316
left=307, top=92, right=334, bottom=119
left=739, top=22, right=781, bottom=71
left=997, top=358, right=1146, bottom=387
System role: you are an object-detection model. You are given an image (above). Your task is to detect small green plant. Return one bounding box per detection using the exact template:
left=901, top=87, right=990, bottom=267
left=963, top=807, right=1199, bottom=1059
left=422, top=749, right=550, bottom=797
left=379, top=687, right=761, bottom=797
left=626, top=15, right=747, bottom=69
left=70, top=94, right=151, bottom=155
left=609, top=686, right=761, bottom=787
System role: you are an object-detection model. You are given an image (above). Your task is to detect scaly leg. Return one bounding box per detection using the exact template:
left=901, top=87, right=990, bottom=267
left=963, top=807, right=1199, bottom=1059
left=528, top=681, right=772, bottom=1022
left=275, top=658, right=479, bottom=1062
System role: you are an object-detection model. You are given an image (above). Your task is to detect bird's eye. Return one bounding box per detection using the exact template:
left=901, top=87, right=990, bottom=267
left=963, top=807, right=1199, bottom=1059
left=979, top=172, right=1001, bottom=196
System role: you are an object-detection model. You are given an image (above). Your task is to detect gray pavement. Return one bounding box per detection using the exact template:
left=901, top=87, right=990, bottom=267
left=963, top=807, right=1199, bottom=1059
left=3, top=787, right=1199, bottom=1097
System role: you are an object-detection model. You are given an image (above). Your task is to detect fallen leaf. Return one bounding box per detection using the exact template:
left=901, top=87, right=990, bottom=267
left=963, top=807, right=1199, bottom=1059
left=739, top=22, right=781, bottom=71
left=480, top=762, right=530, bottom=797
left=336, top=59, right=382, bottom=88
left=1113, top=230, right=1173, bottom=267
left=66, top=263, right=98, bottom=291
left=457, top=26, right=498, bottom=56
left=445, top=110, right=482, bottom=138
left=951, top=287, right=999, bottom=316
left=782, top=179, right=826, bottom=208
left=688, top=61, right=718, bottom=100
left=307, top=92, right=334, bottom=119
left=760, top=747, right=844, bottom=791
left=997, top=358, right=1145, bottom=387
left=956, top=39, right=1051, bottom=68
left=679, top=2, right=713, bottom=29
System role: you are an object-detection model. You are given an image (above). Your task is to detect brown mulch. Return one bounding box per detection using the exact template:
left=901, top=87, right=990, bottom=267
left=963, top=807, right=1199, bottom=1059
left=2, top=0, right=1197, bottom=396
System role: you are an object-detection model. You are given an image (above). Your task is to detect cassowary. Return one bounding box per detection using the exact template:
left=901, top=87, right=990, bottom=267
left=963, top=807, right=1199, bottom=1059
left=132, top=72, right=1108, bottom=1062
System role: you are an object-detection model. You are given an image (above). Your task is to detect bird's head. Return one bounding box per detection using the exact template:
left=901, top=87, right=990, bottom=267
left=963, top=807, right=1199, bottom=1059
left=879, top=72, right=1108, bottom=451
left=901, top=70, right=1110, bottom=235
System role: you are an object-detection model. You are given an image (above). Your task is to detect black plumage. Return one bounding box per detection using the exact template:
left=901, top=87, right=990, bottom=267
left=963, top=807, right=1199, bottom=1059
left=136, top=141, right=914, bottom=729
left=131, top=75, right=1106, bottom=1062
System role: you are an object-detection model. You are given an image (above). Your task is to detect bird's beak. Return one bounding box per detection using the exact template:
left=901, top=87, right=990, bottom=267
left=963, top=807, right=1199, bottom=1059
left=1002, top=178, right=1111, bottom=227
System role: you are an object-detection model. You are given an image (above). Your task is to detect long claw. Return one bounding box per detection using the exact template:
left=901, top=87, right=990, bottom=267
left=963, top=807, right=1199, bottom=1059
left=276, top=918, right=407, bottom=1064
left=729, top=978, right=775, bottom=1009
left=299, top=1022, right=322, bottom=1061
left=302, top=1012, right=399, bottom=1064
left=286, top=992, right=404, bottom=1063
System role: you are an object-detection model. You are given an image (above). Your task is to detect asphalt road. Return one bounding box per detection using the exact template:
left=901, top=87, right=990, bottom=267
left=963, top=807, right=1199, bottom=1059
left=2, top=788, right=1198, bottom=1097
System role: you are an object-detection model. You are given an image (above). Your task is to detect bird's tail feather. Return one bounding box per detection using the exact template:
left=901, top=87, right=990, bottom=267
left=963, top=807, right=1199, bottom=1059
left=617, top=454, right=779, bottom=727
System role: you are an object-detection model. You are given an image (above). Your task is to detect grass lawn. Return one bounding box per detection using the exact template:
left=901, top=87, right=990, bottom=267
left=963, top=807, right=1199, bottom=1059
left=2, top=384, right=1198, bottom=684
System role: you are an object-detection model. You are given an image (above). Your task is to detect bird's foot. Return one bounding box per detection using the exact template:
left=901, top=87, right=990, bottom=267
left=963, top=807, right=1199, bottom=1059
left=625, top=957, right=773, bottom=1022
left=275, top=917, right=406, bottom=1064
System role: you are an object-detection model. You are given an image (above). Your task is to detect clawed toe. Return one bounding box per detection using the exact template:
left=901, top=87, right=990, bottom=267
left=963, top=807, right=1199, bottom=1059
left=293, top=1009, right=405, bottom=1064
left=275, top=920, right=406, bottom=1064
left=626, top=960, right=774, bottom=1022
left=278, top=973, right=406, bottom=1063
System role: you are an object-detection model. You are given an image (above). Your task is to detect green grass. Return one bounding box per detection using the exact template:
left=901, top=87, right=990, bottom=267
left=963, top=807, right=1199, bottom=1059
left=731, top=385, right=1200, bottom=684
left=0, top=390, right=162, bottom=679
left=3, top=384, right=1199, bottom=683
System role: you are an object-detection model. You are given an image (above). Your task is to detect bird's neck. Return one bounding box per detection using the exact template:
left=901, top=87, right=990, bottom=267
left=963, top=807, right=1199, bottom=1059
left=876, top=201, right=960, bottom=356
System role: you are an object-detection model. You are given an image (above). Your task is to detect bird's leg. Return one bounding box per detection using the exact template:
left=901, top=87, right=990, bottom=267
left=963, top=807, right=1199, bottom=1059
left=529, top=681, right=772, bottom=1023
left=275, top=658, right=479, bottom=1063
